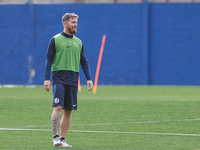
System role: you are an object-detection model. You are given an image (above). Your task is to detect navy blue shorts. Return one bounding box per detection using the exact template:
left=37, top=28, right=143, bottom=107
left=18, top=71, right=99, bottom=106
left=52, top=84, right=78, bottom=110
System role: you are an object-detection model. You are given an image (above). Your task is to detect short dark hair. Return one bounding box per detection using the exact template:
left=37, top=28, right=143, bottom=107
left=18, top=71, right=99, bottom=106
left=62, top=13, right=79, bottom=23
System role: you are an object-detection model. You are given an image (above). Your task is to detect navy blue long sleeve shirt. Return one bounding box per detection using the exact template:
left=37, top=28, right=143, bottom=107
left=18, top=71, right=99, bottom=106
left=44, top=32, right=92, bottom=87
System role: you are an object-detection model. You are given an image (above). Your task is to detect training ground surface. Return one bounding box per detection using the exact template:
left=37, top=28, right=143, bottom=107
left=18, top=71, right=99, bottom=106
left=0, top=85, right=200, bottom=150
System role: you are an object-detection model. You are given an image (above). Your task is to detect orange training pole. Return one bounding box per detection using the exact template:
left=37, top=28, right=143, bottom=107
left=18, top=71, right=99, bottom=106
left=78, top=75, right=81, bottom=92
left=93, top=35, right=106, bottom=94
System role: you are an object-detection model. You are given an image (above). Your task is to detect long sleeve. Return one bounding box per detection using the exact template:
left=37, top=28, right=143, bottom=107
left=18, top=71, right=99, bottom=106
left=80, top=45, right=92, bottom=80
left=44, top=37, right=56, bottom=81
left=44, top=59, right=51, bottom=80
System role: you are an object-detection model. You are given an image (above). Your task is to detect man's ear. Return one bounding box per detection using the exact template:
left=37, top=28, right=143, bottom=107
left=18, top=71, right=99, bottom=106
left=63, top=22, right=68, bottom=26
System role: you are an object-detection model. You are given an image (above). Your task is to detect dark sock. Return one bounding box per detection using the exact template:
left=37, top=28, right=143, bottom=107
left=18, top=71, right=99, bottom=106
left=54, top=135, right=59, bottom=139
left=60, top=137, right=65, bottom=141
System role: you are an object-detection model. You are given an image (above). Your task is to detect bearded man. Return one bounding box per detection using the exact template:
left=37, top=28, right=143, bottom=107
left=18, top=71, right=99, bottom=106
left=44, top=13, right=93, bottom=147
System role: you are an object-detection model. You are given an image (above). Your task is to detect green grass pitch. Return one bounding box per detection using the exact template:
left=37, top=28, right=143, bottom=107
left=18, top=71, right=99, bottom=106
left=0, top=85, right=200, bottom=150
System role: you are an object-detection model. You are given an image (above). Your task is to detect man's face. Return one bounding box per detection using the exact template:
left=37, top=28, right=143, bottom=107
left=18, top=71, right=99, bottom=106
left=64, top=17, right=78, bottom=35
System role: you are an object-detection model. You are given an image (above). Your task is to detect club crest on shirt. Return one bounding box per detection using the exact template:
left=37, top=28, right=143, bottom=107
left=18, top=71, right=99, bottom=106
left=54, top=98, right=59, bottom=104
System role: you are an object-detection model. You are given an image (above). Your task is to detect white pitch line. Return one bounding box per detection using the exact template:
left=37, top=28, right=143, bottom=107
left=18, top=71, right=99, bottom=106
left=1, top=128, right=200, bottom=137
left=70, top=118, right=200, bottom=126
left=70, top=130, right=200, bottom=137
left=0, top=128, right=51, bottom=131
left=7, top=118, right=200, bottom=128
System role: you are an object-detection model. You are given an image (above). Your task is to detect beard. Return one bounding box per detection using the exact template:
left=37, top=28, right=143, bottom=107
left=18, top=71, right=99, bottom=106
left=67, top=25, right=77, bottom=35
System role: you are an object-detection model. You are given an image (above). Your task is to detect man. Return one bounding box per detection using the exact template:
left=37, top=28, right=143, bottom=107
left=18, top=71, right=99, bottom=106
left=44, top=13, right=93, bottom=147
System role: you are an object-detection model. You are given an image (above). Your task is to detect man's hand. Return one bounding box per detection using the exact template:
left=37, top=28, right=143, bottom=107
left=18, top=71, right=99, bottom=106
left=44, top=80, right=51, bottom=92
left=87, top=80, right=93, bottom=91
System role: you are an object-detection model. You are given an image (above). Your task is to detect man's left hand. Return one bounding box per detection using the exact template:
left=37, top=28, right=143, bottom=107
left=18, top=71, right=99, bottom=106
left=87, top=80, right=93, bottom=91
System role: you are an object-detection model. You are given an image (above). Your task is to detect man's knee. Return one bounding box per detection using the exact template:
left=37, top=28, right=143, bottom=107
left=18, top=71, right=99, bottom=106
left=63, top=110, right=72, bottom=117
left=53, top=106, right=63, bottom=114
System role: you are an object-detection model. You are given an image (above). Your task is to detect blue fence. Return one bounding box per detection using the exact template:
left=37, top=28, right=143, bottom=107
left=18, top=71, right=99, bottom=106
left=0, top=3, right=200, bottom=85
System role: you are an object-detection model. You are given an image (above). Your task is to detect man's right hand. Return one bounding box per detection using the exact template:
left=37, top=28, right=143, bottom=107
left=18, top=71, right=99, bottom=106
left=44, top=80, right=51, bottom=92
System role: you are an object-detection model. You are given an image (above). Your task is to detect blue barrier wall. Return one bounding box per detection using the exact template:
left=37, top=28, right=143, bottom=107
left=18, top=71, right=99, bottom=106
left=0, top=3, right=200, bottom=85
left=149, top=3, right=200, bottom=85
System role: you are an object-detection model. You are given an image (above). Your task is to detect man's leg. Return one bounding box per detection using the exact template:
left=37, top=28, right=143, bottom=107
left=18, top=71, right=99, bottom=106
left=60, top=109, right=72, bottom=138
left=58, top=85, right=75, bottom=147
left=51, top=106, right=62, bottom=136
left=51, top=106, right=63, bottom=147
